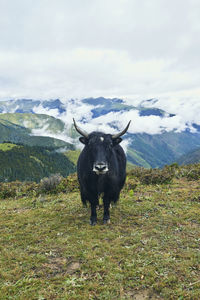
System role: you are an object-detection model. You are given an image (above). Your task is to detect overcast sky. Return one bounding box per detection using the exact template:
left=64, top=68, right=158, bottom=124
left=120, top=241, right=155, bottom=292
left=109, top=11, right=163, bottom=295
left=0, top=0, right=199, bottom=99
left=0, top=0, right=200, bottom=133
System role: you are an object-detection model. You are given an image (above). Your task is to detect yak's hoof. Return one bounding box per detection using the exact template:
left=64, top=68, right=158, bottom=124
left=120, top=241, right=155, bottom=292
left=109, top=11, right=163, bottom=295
left=103, top=218, right=110, bottom=225
left=90, top=220, right=97, bottom=226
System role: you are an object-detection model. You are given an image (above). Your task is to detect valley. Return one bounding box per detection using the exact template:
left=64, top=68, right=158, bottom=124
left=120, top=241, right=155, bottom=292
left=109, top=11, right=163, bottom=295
left=0, top=97, right=200, bottom=182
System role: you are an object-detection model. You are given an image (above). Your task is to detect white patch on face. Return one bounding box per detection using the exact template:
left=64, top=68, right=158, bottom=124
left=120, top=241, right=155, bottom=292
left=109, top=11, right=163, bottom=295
left=93, top=163, right=109, bottom=175
left=100, top=137, right=104, bottom=142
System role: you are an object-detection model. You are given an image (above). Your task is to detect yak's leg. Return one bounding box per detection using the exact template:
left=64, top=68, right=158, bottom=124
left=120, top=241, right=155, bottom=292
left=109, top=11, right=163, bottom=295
left=103, top=190, right=120, bottom=224
left=80, top=189, right=87, bottom=207
left=103, top=203, right=110, bottom=224
left=103, top=195, right=111, bottom=224
left=90, top=202, right=97, bottom=226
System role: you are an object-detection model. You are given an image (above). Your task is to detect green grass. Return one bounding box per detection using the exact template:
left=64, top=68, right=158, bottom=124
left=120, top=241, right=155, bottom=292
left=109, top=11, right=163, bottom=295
left=0, top=177, right=199, bottom=299
left=127, top=148, right=151, bottom=168
left=0, top=143, right=19, bottom=152
left=64, top=150, right=81, bottom=165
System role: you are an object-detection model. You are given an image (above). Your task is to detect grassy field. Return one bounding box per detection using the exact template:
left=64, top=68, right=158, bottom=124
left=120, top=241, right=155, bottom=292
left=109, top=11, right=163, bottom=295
left=0, top=174, right=199, bottom=299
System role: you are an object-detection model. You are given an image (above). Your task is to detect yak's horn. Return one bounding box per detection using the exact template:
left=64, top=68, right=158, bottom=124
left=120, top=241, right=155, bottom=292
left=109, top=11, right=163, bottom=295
left=112, top=120, right=131, bottom=139
left=73, top=118, right=89, bottom=138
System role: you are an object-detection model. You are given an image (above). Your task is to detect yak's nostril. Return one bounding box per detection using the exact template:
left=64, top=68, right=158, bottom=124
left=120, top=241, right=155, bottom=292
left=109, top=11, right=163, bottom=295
left=96, top=165, right=106, bottom=171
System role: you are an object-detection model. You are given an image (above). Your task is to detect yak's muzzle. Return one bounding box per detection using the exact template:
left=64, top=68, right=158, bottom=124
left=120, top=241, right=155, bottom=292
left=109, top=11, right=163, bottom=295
left=93, top=162, right=109, bottom=175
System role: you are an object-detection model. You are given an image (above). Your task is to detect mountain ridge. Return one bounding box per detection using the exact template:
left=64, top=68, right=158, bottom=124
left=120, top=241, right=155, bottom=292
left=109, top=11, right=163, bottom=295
left=1, top=97, right=200, bottom=169
left=177, top=147, right=200, bottom=165
left=0, top=117, right=74, bottom=149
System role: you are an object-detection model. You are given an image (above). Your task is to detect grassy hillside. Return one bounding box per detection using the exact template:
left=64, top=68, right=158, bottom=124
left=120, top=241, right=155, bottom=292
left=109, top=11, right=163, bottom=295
left=128, top=131, right=200, bottom=168
left=0, top=166, right=199, bottom=299
left=64, top=149, right=81, bottom=165
left=0, top=113, right=65, bottom=133
left=0, top=143, right=76, bottom=182
left=127, top=148, right=151, bottom=168
left=177, top=148, right=200, bottom=165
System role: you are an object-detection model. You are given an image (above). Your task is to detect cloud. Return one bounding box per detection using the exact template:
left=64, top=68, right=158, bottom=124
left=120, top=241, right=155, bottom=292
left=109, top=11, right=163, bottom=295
left=30, top=120, right=75, bottom=145
left=29, top=98, right=193, bottom=136
left=140, top=94, right=200, bottom=127
left=84, top=109, right=187, bottom=135
left=32, top=104, right=60, bottom=119
left=0, top=0, right=199, bottom=103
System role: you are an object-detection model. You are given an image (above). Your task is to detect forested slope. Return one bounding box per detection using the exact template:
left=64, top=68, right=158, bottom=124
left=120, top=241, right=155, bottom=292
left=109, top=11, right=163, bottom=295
left=0, top=143, right=76, bottom=182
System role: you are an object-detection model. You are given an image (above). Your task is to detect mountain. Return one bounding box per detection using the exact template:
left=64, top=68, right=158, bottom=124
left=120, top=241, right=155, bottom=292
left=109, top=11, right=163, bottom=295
left=0, top=114, right=76, bottom=182
left=0, top=99, right=66, bottom=114
left=176, top=148, right=200, bottom=165
left=0, top=143, right=76, bottom=182
left=0, top=113, right=65, bottom=134
left=0, top=117, right=73, bottom=149
left=82, top=97, right=134, bottom=118
left=78, top=98, right=200, bottom=167
left=0, top=97, right=168, bottom=120
left=1, top=97, right=200, bottom=169
left=127, top=131, right=200, bottom=168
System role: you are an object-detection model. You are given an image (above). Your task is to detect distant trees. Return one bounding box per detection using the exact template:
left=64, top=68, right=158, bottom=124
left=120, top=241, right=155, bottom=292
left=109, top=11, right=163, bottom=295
left=0, top=144, right=76, bottom=182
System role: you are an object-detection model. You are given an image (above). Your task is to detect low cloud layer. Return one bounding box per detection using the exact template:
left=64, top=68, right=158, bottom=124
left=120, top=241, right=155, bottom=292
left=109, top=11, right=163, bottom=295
left=29, top=97, right=199, bottom=137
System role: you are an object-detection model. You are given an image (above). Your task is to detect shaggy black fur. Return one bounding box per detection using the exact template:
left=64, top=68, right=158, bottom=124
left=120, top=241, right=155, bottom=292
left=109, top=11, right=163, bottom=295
left=77, top=132, right=127, bottom=225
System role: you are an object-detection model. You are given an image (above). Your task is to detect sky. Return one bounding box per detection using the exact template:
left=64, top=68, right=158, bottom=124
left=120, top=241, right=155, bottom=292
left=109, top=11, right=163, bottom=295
left=0, top=0, right=200, bottom=135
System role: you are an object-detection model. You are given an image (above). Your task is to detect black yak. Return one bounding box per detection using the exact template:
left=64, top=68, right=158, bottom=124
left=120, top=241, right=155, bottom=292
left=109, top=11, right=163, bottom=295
left=73, top=119, right=131, bottom=225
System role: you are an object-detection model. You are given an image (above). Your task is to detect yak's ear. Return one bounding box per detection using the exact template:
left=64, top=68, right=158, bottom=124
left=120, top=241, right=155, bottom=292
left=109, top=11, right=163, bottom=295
left=113, top=137, right=122, bottom=146
left=79, top=137, right=88, bottom=144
